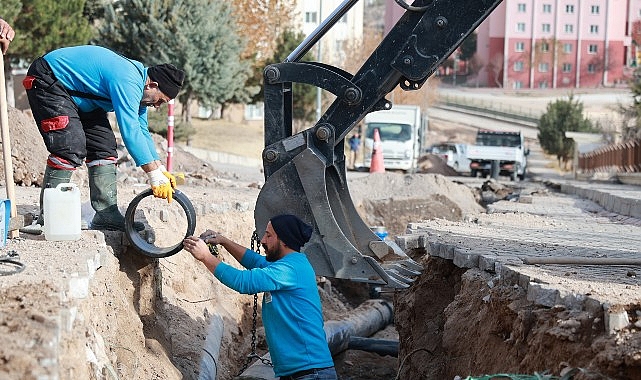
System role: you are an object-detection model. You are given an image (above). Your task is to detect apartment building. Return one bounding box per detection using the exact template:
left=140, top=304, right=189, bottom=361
left=476, top=0, right=640, bottom=89
left=294, top=0, right=364, bottom=66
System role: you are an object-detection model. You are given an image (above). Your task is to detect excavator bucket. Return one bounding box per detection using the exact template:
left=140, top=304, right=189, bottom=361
left=255, top=0, right=503, bottom=288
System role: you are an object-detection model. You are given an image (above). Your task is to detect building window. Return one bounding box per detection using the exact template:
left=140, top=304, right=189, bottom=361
left=590, top=25, right=599, bottom=34
left=538, top=62, right=549, bottom=72
left=543, top=4, right=552, bottom=13
left=540, top=42, right=549, bottom=53
left=513, top=81, right=523, bottom=89
left=587, top=64, right=596, bottom=73
left=566, top=4, right=574, bottom=13
left=514, top=61, right=524, bottom=72
left=539, top=81, right=548, bottom=88
left=542, top=23, right=551, bottom=33
left=515, top=42, right=525, bottom=52
left=591, top=5, right=600, bottom=14
left=563, top=43, right=572, bottom=53
left=562, top=63, right=572, bottom=72
left=517, top=22, right=526, bottom=32
left=588, top=44, right=598, bottom=54
left=305, top=12, right=317, bottom=23
left=518, top=3, right=526, bottom=12
left=565, top=24, right=574, bottom=33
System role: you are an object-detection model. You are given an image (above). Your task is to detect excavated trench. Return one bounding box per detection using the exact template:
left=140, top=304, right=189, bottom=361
left=393, top=252, right=640, bottom=380
left=355, top=180, right=641, bottom=380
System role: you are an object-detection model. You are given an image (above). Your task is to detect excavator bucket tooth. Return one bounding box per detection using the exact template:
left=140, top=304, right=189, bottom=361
left=383, top=261, right=422, bottom=278
left=255, top=138, right=423, bottom=288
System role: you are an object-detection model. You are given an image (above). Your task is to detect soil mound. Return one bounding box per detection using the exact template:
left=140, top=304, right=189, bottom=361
left=348, top=171, right=484, bottom=234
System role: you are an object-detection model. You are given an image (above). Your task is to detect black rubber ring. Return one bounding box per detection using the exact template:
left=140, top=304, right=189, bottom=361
left=124, top=188, right=197, bottom=258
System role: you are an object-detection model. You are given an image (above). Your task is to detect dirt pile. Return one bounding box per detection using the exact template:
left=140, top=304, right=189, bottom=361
left=1, top=107, right=48, bottom=186
left=348, top=171, right=484, bottom=235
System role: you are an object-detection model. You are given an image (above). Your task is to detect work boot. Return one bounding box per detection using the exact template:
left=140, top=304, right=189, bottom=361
left=38, top=166, right=73, bottom=226
left=88, top=164, right=144, bottom=232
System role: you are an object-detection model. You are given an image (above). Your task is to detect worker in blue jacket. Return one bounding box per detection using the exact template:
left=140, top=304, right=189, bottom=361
left=23, top=45, right=184, bottom=231
left=183, top=214, right=337, bottom=380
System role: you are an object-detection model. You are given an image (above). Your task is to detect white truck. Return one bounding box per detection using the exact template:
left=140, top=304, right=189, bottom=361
left=362, top=105, right=426, bottom=172
left=467, top=129, right=529, bottom=181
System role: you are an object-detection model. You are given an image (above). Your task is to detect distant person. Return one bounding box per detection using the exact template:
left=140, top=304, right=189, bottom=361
left=348, top=132, right=361, bottom=169
left=0, top=18, right=15, bottom=54
left=23, top=45, right=184, bottom=231
left=183, top=214, right=337, bottom=380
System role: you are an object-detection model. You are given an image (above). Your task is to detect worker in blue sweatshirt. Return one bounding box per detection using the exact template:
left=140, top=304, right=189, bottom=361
left=23, top=45, right=184, bottom=231
left=183, top=214, right=337, bottom=380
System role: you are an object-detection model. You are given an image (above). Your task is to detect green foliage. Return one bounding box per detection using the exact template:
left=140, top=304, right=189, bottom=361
left=264, top=29, right=318, bottom=122
left=459, top=32, right=477, bottom=61
left=538, top=95, right=595, bottom=162
left=83, top=0, right=106, bottom=23
left=2, top=0, right=21, bottom=23
left=97, top=0, right=254, bottom=112
left=618, top=67, right=641, bottom=140
left=9, top=0, right=94, bottom=64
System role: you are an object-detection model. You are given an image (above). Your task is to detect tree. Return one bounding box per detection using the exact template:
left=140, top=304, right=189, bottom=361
left=97, top=0, right=253, bottom=122
left=230, top=1, right=296, bottom=104
left=459, top=32, right=477, bottom=61
left=538, top=95, right=595, bottom=168
left=618, top=67, right=641, bottom=140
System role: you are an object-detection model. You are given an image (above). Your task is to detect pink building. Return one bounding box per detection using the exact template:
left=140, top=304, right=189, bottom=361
left=477, top=0, right=638, bottom=88
left=385, top=0, right=641, bottom=89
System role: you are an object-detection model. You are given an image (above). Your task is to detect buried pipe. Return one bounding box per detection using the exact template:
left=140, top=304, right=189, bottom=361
left=324, top=299, right=394, bottom=354
left=347, top=336, right=399, bottom=357
left=238, top=299, right=395, bottom=379
left=198, top=313, right=224, bottom=380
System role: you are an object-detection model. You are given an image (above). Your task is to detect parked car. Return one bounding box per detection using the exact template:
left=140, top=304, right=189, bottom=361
left=430, top=142, right=471, bottom=173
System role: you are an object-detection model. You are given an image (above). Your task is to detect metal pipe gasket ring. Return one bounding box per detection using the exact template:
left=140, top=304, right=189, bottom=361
left=124, top=189, right=196, bottom=258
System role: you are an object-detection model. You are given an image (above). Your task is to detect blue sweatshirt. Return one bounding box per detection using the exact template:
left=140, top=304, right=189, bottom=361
left=44, top=45, right=159, bottom=166
left=214, top=249, right=334, bottom=377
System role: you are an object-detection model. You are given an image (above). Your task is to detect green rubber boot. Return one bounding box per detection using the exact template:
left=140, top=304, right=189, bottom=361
left=88, top=164, right=144, bottom=232
left=38, top=166, right=73, bottom=226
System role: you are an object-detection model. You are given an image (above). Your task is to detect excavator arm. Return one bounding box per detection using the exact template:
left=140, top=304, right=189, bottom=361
left=255, top=0, right=503, bottom=288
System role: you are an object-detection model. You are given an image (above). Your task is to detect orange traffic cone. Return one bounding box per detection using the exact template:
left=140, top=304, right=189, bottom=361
left=369, top=128, right=385, bottom=173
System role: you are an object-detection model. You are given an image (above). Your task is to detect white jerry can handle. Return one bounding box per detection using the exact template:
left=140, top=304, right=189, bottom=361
left=54, top=183, right=79, bottom=192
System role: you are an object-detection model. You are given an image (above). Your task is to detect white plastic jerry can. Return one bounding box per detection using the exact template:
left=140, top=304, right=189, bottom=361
left=44, top=183, right=81, bottom=241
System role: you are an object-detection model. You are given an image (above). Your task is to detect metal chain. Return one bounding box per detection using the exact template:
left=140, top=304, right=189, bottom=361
left=237, top=231, right=273, bottom=376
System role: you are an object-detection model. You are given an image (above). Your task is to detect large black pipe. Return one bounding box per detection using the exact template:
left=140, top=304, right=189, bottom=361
left=239, top=299, right=395, bottom=379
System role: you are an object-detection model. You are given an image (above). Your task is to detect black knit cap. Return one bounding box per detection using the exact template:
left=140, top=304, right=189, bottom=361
left=270, top=214, right=313, bottom=252
left=147, top=63, right=185, bottom=99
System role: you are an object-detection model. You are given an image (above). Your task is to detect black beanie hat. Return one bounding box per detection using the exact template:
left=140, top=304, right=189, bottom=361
left=270, top=214, right=313, bottom=252
left=147, top=63, right=185, bottom=99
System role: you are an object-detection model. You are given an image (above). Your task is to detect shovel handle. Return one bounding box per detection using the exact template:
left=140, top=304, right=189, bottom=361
left=0, top=47, right=18, bottom=238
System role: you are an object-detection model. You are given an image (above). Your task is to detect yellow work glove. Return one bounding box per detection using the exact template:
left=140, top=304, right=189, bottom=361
left=160, top=165, right=177, bottom=189
left=147, top=165, right=175, bottom=203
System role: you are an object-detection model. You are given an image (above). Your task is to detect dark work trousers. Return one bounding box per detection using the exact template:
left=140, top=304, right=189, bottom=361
left=23, top=57, right=118, bottom=169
